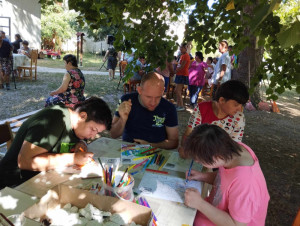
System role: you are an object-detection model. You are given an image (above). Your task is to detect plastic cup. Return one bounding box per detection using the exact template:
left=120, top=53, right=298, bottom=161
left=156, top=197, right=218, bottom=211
left=101, top=172, right=134, bottom=201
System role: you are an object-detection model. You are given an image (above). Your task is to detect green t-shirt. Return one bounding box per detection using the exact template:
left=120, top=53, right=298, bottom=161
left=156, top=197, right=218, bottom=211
left=0, top=105, right=79, bottom=186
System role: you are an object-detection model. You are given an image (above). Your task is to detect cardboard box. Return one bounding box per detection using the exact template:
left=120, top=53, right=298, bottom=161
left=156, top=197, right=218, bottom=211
left=22, top=184, right=152, bottom=226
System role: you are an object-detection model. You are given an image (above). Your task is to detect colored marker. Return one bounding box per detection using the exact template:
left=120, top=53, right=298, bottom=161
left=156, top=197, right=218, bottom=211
left=117, top=167, right=129, bottom=187
left=146, top=150, right=161, bottom=156
left=133, top=159, right=148, bottom=169
left=140, top=147, right=158, bottom=154
left=158, top=158, right=168, bottom=171
left=143, top=197, right=158, bottom=222
left=133, top=154, right=154, bottom=161
left=142, top=159, right=151, bottom=171
left=150, top=154, right=157, bottom=165
left=158, top=156, right=165, bottom=166
left=146, top=169, right=168, bottom=174
left=128, top=164, right=136, bottom=171
left=130, top=171, right=139, bottom=175
left=186, top=160, right=194, bottom=183
left=97, top=157, right=105, bottom=171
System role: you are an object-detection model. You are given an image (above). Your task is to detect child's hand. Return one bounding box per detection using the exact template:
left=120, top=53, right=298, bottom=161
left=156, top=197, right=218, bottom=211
left=186, top=169, right=203, bottom=181
left=74, top=152, right=94, bottom=166
left=74, top=141, right=88, bottom=153
left=184, top=188, right=203, bottom=209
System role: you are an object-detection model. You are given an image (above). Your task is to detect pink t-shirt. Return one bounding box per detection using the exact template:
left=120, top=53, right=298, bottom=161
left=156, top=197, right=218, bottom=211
left=188, top=101, right=245, bottom=142
left=194, top=143, right=270, bottom=225
left=188, top=61, right=208, bottom=87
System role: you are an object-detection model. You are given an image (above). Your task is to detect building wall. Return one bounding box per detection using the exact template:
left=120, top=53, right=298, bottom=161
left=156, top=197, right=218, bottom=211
left=61, top=35, right=110, bottom=54
left=83, top=36, right=110, bottom=54
left=0, top=0, right=41, bottom=49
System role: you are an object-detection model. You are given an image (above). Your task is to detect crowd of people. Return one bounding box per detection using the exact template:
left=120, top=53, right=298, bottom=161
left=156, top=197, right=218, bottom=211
left=0, top=38, right=270, bottom=225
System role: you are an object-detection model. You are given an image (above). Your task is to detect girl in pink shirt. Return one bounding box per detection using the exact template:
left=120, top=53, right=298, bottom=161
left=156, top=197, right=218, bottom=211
left=184, top=124, right=270, bottom=226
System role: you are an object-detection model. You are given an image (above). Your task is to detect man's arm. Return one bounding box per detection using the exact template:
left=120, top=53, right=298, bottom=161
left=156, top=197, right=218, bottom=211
left=110, top=99, right=132, bottom=138
left=218, top=64, right=227, bottom=82
left=17, top=141, right=94, bottom=171
left=50, top=73, right=71, bottom=96
left=110, top=115, right=127, bottom=138
left=151, top=126, right=179, bottom=149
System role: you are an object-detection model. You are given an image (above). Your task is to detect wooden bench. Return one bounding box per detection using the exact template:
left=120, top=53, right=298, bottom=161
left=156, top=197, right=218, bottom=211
left=0, top=110, right=40, bottom=157
left=0, top=110, right=40, bottom=134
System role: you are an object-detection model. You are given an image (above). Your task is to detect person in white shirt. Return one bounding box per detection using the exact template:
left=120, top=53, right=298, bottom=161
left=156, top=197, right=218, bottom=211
left=211, top=40, right=231, bottom=97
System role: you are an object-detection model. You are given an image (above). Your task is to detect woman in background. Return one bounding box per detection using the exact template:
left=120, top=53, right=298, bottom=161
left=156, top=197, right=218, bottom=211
left=104, top=47, right=118, bottom=80
left=45, top=54, right=85, bottom=108
left=188, top=51, right=208, bottom=107
left=12, top=34, right=22, bottom=54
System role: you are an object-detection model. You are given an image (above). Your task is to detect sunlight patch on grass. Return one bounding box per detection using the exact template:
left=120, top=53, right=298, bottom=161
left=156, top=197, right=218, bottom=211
left=38, top=53, right=105, bottom=71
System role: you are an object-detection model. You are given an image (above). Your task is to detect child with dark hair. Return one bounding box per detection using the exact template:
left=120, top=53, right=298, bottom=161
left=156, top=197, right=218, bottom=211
left=0, top=96, right=112, bottom=189
left=183, top=124, right=269, bottom=226
left=45, top=54, right=85, bottom=108
left=179, top=80, right=249, bottom=158
left=18, top=40, right=31, bottom=58
left=205, top=56, right=214, bottom=80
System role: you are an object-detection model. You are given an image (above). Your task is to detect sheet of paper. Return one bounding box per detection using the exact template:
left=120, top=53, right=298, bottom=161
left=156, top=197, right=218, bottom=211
left=0, top=187, right=38, bottom=217
left=57, top=161, right=103, bottom=178
left=57, top=156, right=120, bottom=176
left=138, top=172, right=202, bottom=203
left=145, top=196, right=196, bottom=226
left=163, top=152, right=203, bottom=173
left=88, top=137, right=123, bottom=158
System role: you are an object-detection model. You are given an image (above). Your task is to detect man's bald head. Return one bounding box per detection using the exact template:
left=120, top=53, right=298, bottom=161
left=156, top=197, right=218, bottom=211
left=140, top=72, right=165, bottom=89
left=137, top=72, right=165, bottom=111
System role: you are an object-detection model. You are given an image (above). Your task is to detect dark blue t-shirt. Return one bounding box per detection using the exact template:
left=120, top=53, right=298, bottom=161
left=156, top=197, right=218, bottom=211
left=0, top=40, right=12, bottom=58
left=115, top=93, right=178, bottom=143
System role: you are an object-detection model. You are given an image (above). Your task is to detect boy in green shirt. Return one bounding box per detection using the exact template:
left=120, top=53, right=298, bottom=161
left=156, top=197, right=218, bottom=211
left=0, top=97, right=112, bottom=188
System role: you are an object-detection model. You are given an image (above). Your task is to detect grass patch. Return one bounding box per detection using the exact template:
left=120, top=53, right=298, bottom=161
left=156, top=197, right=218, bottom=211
left=38, top=52, right=107, bottom=71
left=0, top=72, right=123, bottom=120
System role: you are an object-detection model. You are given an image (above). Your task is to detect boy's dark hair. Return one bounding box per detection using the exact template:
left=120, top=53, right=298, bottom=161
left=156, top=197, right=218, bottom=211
left=207, top=57, right=213, bottom=63
left=195, top=51, right=204, bottom=61
left=184, top=124, right=242, bottom=165
left=214, top=80, right=249, bottom=105
left=63, top=54, right=78, bottom=67
left=22, top=40, right=29, bottom=46
left=181, top=43, right=187, bottom=49
left=74, top=96, right=112, bottom=130
left=15, top=34, right=21, bottom=40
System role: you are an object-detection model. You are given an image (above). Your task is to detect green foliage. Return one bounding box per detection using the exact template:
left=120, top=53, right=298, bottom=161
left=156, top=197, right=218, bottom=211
left=41, top=4, right=78, bottom=49
left=39, top=0, right=63, bottom=8
left=185, top=0, right=300, bottom=100
left=67, top=0, right=183, bottom=71
left=40, top=0, right=300, bottom=98
left=83, top=25, right=119, bottom=42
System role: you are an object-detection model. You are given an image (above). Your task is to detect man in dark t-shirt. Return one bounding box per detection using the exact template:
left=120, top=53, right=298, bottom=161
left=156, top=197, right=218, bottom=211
left=110, top=72, right=179, bottom=149
left=0, top=97, right=112, bottom=189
